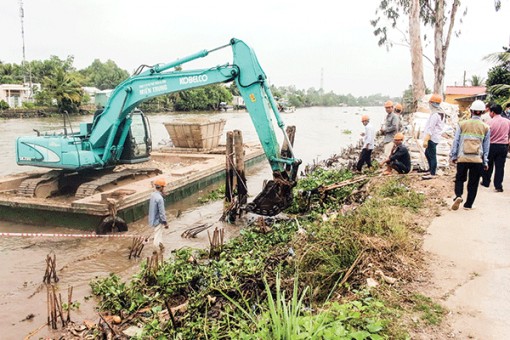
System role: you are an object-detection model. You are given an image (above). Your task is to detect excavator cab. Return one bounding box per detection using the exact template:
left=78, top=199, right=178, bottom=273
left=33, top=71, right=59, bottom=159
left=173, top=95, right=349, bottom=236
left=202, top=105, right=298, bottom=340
left=119, top=109, right=152, bottom=163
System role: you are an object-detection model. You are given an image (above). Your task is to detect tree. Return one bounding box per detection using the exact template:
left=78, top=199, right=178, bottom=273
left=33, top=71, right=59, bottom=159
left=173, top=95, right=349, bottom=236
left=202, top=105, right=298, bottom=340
left=372, top=1, right=501, bottom=100
left=41, top=68, right=83, bottom=113
left=173, top=84, right=232, bottom=111
left=409, top=0, right=426, bottom=107
left=80, top=59, right=129, bottom=90
left=469, top=75, right=485, bottom=86
left=485, top=47, right=510, bottom=103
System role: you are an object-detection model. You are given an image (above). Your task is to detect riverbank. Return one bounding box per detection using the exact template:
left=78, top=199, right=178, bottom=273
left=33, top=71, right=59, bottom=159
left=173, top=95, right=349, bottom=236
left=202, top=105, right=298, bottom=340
left=58, top=162, right=458, bottom=338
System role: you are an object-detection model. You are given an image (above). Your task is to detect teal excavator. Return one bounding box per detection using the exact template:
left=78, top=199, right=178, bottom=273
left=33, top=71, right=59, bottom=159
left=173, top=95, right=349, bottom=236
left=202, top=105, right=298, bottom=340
left=16, top=38, right=301, bottom=216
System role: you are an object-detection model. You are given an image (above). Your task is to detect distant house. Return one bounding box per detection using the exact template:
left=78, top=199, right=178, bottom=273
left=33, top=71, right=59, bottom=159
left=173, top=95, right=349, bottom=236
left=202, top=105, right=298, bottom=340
left=94, top=89, right=114, bottom=108
left=0, top=83, right=40, bottom=108
left=232, top=95, right=245, bottom=109
left=82, top=86, right=101, bottom=104
left=445, top=86, right=486, bottom=112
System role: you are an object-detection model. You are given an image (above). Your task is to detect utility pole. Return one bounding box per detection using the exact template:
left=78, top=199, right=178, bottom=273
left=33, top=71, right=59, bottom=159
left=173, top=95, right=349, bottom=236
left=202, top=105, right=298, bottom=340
left=320, top=68, right=324, bottom=91
left=19, top=0, right=33, bottom=99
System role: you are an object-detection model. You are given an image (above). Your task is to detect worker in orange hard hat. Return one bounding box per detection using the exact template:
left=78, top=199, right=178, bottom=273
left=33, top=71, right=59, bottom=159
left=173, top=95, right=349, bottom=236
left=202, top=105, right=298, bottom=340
left=380, top=100, right=399, bottom=157
left=147, top=178, right=168, bottom=253
left=422, top=94, right=446, bottom=180
left=380, top=132, right=411, bottom=175
left=356, top=114, right=375, bottom=172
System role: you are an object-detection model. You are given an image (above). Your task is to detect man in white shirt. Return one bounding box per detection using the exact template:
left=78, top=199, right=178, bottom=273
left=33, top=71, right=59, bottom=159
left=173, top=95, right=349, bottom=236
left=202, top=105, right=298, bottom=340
left=356, top=115, right=375, bottom=172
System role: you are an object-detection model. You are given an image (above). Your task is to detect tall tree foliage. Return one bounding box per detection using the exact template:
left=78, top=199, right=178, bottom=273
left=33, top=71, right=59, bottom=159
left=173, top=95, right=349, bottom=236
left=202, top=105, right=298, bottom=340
left=372, top=1, right=501, bottom=101
left=485, top=46, right=510, bottom=103
left=80, top=59, right=129, bottom=90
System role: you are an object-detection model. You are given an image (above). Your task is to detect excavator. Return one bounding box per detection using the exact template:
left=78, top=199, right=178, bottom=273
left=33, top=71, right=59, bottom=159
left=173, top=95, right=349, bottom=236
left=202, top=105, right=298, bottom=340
left=16, top=38, right=301, bottom=216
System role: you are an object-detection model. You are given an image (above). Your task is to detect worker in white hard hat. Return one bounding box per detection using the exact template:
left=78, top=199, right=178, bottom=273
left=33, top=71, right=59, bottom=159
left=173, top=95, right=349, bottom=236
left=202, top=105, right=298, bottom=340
left=449, top=100, right=490, bottom=211
left=356, top=115, right=375, bottom=172
left=422, top=94, right=446, bottom=180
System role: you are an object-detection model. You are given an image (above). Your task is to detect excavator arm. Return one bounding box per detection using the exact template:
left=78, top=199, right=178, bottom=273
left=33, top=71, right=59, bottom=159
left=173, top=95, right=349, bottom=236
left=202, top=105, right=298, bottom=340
left=16, top=38, right=301, bottom=215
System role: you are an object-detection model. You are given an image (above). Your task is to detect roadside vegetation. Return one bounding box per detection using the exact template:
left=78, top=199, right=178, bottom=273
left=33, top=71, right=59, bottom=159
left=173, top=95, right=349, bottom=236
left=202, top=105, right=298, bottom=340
left=88, top=165, right=446, bottom=339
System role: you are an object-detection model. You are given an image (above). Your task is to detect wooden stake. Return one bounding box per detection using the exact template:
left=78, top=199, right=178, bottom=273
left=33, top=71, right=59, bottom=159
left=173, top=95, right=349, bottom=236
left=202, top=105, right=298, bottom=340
left=234, top=130, right=247, bottom=205
left=225, top=131, right=234, bottom=202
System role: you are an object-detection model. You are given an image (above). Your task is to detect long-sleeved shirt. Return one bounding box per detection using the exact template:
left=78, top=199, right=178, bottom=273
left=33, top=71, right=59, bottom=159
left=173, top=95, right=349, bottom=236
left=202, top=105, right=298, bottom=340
left=450, top=116, right=490, bottom=165
left=382, top=112, right=398, bottom=143
left=488, top=115, right=510, bottom=144
left=148, top=191, right=167, bottom=227
left=423, top=111, right=445, bottom=143
left=389, top=144, right=411, bottom=170
left=363, top=122, right=376, bottom=150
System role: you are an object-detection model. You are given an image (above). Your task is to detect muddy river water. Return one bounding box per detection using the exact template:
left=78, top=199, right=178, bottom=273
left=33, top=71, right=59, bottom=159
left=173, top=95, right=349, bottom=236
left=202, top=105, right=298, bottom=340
left=0, top=106, right=385, bottom=338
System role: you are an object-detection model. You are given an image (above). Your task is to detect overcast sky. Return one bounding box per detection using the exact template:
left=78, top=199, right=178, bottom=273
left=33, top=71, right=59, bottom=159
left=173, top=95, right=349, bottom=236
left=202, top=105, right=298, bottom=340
left=1, top=0, right=508, bottom=97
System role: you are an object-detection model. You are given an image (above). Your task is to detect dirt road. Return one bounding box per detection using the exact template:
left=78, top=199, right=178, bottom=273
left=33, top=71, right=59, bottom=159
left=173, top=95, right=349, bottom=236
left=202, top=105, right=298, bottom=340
left=424, top=162, right=510, bottom=339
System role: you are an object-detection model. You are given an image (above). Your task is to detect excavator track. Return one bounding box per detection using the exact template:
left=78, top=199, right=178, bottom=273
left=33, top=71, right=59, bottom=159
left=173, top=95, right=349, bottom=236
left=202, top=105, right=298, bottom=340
left=75, top=168, right=162, bottom=199
left=17, top=170, right=63, bottom=198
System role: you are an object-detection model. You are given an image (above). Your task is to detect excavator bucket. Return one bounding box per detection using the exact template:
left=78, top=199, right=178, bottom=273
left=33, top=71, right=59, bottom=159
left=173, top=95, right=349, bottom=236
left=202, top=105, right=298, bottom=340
left=245, top=172, right=295, bottom=216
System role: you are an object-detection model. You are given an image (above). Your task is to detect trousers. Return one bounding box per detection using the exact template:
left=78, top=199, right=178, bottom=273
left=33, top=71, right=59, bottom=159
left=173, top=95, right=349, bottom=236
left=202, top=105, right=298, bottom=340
left=455, top=162, right=483, bottom=208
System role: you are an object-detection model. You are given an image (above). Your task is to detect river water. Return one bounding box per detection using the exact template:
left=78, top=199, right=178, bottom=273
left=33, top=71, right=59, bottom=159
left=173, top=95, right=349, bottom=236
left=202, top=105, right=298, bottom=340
left=0, top=106, right=385, bottom=338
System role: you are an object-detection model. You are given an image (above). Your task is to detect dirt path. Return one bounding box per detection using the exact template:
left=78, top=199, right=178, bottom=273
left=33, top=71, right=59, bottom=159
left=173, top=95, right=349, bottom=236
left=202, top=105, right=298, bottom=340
left=423, top=161, right=510, bottom=339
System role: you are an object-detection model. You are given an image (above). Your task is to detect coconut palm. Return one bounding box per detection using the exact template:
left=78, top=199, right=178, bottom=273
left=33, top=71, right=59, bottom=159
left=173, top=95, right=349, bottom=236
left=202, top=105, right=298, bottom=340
left=469, top=75, right=485, bottom=86
left=43, top=68, right=83, bottom=113
left=484, top=47, right=510, bottom=101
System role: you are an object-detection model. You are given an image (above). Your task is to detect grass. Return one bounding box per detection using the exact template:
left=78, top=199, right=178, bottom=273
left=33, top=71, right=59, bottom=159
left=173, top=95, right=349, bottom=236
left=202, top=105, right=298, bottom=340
left=410, top=294, right=446, bottom=326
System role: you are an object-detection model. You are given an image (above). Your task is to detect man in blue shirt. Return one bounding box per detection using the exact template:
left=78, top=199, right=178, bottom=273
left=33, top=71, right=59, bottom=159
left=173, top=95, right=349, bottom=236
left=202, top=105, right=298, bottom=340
left=148, top=178, right=168, bottom=252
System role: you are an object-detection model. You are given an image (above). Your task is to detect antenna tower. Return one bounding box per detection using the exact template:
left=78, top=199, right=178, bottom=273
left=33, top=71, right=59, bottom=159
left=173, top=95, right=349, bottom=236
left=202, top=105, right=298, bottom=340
left=320, top=68, right=324, bottom=90
left=19, top=0, right=32, bottom=98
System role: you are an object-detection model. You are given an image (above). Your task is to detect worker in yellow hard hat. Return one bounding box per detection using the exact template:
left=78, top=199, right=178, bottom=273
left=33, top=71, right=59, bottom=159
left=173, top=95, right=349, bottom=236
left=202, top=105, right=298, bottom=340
left=356, top=115, right=375, bottom=172
left=380, top=132, right=411, bottom=175
left=380, top=100, right=399, bottom=157
left=422, top=94, right=446, bottom=180
left=147, top=178, right=168, bottom=253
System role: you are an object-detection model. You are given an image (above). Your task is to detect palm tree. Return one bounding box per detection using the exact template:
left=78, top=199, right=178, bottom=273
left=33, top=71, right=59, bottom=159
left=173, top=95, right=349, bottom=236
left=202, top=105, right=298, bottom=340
left=484, top=47, right=510, bottom=100
left=469, top=75, right=485, bottom=86
left=43, top=68, right=83, bottom=113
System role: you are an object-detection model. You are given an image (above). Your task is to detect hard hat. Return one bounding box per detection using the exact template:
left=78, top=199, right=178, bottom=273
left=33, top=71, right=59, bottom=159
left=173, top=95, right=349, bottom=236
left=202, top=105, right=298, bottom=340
left=395, top=103, right=403, bottom=111
left=384, top=100, right=394, bottom=108
left=429, top=94, right=442, bottom=104
left=470, top=99, right=485, bottom=112
left=393, top=132, right=405, bottom=141
left=361, top=114, right=370, bottom=122
left=154, top=178, right=166, bottom=187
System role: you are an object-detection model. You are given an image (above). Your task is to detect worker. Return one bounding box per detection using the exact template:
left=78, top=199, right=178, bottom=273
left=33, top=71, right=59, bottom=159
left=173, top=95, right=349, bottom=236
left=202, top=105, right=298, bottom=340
left=422, top=94, right=445, bottom=180
left=450, top=100, right=490, bottom=211
left=394, top=103, right=403, bottom=132
left=356, top=115, right=375, bottom=172
left=480, top=104, right=510, bottom=192
left=380, top=132, right=411, bottom=175
left=380, top=100, right=399, bottom=156
left=481, top=102, right=492, bottom=123
left=148, top=178, right=169, bottom=252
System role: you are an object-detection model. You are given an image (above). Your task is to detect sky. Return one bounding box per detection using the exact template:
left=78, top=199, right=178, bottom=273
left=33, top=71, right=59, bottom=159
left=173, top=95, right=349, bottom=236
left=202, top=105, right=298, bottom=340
left=0, top=0, right=509, bottom=97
